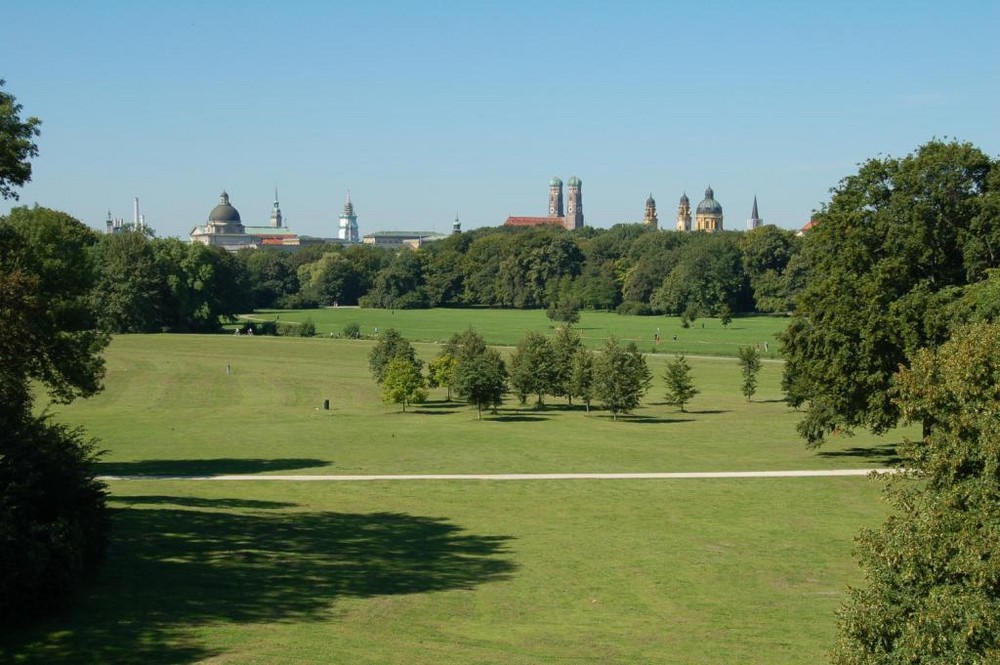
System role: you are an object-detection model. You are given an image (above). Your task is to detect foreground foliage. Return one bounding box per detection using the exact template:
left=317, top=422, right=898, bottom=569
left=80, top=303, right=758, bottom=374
left=833, top=323, right=1000, bottom=663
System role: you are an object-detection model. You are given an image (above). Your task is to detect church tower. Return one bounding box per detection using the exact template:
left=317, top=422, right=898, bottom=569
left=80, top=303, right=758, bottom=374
left=566, top=176, right=583, bottom=229
left=338, top=191, right=359, bottom=242
left=643, top=193, right=658, bottom=228
left=548, top=177, right=564, bottom=218
left=269, top=189, right=283, bottom=228
left=746, top=196, right=763, bottom=230
left=676, top=192, right=691, bottom=231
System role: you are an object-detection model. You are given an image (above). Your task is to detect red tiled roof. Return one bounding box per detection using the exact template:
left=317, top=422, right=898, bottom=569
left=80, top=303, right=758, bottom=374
left=504, top=216, right=565, bottom=228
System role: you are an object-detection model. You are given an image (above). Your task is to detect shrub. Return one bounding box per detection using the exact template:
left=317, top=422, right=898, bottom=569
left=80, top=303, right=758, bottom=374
left=298, top=319, right=316, bottom=337
left=0, top=416, right=109, bottom=621
left=616, top=301, right=653, bottom=316
left=342, top=322, right=362, bottom=339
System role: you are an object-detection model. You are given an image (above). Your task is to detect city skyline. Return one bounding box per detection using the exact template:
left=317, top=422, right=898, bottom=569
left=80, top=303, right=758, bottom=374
left=3, top=1, right=998, bottom=239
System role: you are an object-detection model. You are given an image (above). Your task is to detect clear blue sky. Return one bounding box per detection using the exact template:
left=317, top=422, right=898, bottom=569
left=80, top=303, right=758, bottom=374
left=3, top=0, right=998, bottom=239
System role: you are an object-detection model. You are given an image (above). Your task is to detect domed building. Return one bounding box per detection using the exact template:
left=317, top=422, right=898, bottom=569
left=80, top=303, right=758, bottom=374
left=504, top=176, right=585, bottom=230
left=643, top=193, right=658, bottom=228
left=190, top=190, right=300, bottom=251
left=694, top=186, right=723, bottom=232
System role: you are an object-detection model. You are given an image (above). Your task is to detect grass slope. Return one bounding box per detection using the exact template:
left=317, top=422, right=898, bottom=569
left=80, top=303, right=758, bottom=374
left=1, top=332, right=905, bottom=663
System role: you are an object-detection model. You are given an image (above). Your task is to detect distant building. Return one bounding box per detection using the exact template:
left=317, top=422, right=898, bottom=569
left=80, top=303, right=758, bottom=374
left=362, top=230, right=448, bottom=250
left=643, top=193, right=658, bottom=228
left=505, top=176, right=585, bottom=230
left=106, top=197, right=151, bottom=235
left=694, top=186, right=724, bottom=232
left=190, top=191, right=299, bottom=251
left=338, top=192, right=360, bottom=243
left=746, top=196, right=763, bottom=230
left=675, top=192, right=692, bottom=231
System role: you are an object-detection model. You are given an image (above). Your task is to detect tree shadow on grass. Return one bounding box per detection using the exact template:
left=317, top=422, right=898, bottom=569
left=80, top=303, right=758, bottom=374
left=98, top=457, right=331, bottom=477
left=410, top=408, right=459, bottom=415
left=590, top=414, right=695, bottom=424
left=0, top=499, right=516, bottom=664
left=488, top=414, right=551, bottom=422
left=817, top=443, right=903, bottom=466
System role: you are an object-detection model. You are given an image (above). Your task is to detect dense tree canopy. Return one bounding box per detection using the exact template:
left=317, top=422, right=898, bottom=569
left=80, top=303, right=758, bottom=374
left=833, top=322, right=1000, bottom=663
left=779, top=140, right=1000, bottom=445
left=0, top=80, right=41, bottom=200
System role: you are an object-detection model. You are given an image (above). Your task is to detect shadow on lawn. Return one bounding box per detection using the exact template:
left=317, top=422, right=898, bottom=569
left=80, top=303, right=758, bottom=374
left=818, top=443, right=903, bottom=466
left=0, top=500, right=516, bottom=664
left=98, top=457, right=331, bottom=477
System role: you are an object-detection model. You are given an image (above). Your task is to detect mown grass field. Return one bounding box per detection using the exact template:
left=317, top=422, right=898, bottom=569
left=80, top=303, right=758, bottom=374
left=243, top=308, right=787, bottom=358
left=3, top=330, right=907, bottom=663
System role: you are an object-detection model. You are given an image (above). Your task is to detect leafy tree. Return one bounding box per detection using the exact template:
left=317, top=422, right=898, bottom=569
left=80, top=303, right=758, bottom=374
left=238, top=248, right=299, bottom=309
left=152, top=239, right=249, bottom=333
left=551, top=324, right=583, bottom=403
left=0, top=206, right=109, bottom=620
left=90, top=231, right=161, bottom=333
left=832, top=322, right=1000, bottom=663
left=778, top=140, right=999, bottom=446
left=663, top=355, right=698, bottom=412
left=509, top=330, right=556, bottom=407
left=567, top=346, right=595, bottom=412
left=718, top=303, right=733, bottom=327
left=298, top=319, right=316, bottom=337
left=443, top=327, right=488, bottom=363
left=0, top=80, right=41, bottom=200
left=0, top=206, right=107, bottom=415
left=737, top=345, right=761, bottom=403
left=363, top=247, right=429, bottom=309
left=593, top=337, right=651, bottom=420
left=427, top=353, right=458, bottom=400
left=380, top=358, right=427, bottom=412
left=546, top=297, right=581, bottom=324
left=453, top=348, right=508, bottom=419
left=367, top=328, right=420, bottom=384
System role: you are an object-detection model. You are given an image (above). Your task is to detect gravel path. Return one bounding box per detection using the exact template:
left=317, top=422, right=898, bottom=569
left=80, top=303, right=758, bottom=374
left=100, top=469, right=897, bottom=482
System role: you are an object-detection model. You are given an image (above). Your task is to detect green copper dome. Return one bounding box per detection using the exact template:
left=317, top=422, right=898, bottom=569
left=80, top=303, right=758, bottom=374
left=549, top=177, right=563, bottom=187
left=696, top=187, right=722, bottom=215
left=567, top=176, right=582, bottom=187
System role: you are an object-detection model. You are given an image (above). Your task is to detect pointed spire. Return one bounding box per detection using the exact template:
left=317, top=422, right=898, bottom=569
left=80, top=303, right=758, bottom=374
left=751, top=195, right=759, bottom=219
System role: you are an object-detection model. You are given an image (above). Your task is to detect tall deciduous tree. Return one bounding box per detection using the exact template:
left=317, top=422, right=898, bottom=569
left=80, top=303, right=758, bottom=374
left=0, top=80, right=41, bottom=200
left=737, top=345, right=761, bottom=403
left=663, top=355, right=698, bottom=412
left=453, top=348, right=508, bottom=419
left=778, top=140, right=999, bottom=446
left=380, top=358, right=427, bottom=412
left=593, top=337, right=651, bottom=420
left=509, top=330, right=556, bottom=407
left=551, top=324, right=583, bottom=403
left=368, top=328, right=420, bottom=384
left=91, top=231, right=161, bottom=333
left=567, top=347, right=595, bottom=412
left=833, top=322, right=1000, bottom=663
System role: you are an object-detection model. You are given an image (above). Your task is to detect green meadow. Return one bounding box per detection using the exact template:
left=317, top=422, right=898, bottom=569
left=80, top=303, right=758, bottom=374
left=243, top=308, right=786, bottom=358
left=2, top=326, right=908, bottom=664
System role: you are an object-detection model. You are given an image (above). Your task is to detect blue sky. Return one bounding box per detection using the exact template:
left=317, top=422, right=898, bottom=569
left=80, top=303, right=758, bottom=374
left=3, top=0, right=998, bottom=238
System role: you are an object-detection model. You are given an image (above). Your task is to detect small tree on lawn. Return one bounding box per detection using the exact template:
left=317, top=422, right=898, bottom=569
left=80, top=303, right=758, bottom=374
left=664, top=355, right=698, bottom=412
left=737, top=345, right=761, bottom=403
left=551, top=324, right=583, bottom=403
left=719, top=303, right=733, bottom=327
left=509, top=330, right=556, bottom=408
left=453, top=348, right=508, bottom=419
left=380, top=358, right=427, bottom=412
left=426, top=353, right=458, bottom=400
left=568, top=346, right=595, bottom=413
left=593, top=337, right=651, bottom=421
left=368, top=328, right=420, bottom=384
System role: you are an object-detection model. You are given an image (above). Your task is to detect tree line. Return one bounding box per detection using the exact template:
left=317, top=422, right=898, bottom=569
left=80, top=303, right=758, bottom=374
left=84, top=218, right=807, bottom=335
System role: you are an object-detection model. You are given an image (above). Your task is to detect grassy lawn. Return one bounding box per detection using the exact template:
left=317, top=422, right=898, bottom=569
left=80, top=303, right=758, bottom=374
left=2, top=478, right=885, bottom=664
left=2, top=331, right=903, bottom=663
left=54, top=335, right=907, bottom=476
left=242, top=308, right=787, bottom=358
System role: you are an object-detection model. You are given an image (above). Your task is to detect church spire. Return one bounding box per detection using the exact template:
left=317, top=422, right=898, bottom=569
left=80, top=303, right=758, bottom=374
left=269, top=187, right=283, bottom=228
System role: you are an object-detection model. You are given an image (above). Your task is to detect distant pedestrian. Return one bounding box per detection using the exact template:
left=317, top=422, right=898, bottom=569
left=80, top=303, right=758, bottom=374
left=226, top=363, right=231, bottom=376
left=764, top=342, right=769, bottom=353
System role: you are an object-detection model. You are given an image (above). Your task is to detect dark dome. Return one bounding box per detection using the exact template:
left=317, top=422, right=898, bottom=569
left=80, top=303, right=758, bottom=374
left=680, top=192, right=689, bottom=204
left=696, top=187, right=722, bottom=215
left=209, top=191, right=241, bottom=223
left=646, top=193, right=655, bottom=205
